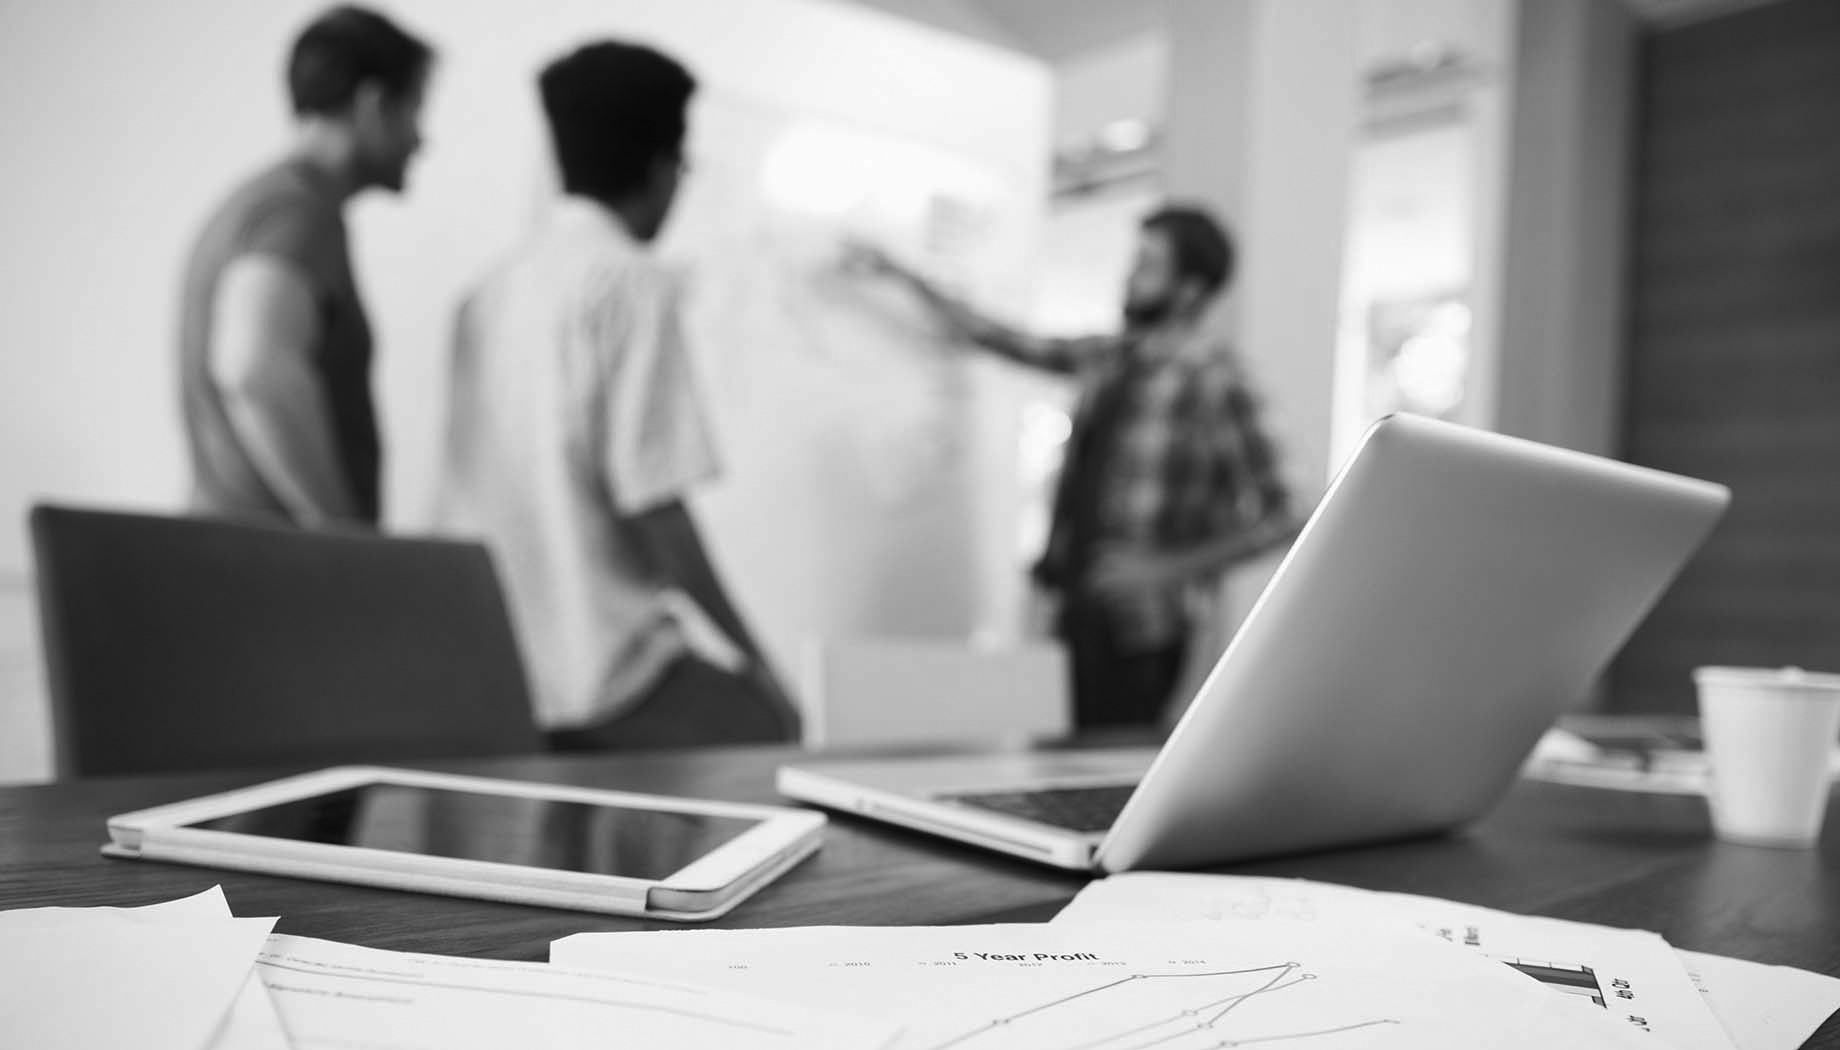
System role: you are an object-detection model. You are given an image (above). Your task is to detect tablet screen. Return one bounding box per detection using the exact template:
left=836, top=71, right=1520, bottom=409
left=183, top=783, right=761, bottom=881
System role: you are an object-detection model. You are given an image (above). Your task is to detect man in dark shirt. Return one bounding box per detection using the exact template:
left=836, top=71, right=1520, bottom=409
left=859, top=207, right=1297, bottom=727
left=178, top=6, right=433, bottom=527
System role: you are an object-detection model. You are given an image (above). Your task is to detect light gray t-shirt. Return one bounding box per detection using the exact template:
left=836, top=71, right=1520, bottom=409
left=434, top=198, right=720, bottom=730
left=177, top=157, right=380, bottom=524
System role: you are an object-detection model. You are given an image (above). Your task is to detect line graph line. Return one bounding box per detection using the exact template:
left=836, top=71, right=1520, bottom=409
left=1110, top=973, right=1324, bottom=1050
left=1208, top=972, right=1312, bottom=1026
left=921, top=962, right=1399, bottom=1050
left=254, top=959, right=792, bottom=1036
left=1217, top=1019, right=1403, bottom=1046
left=1095, top=970, right=1315, bottom=1050
left=1065, top=975, right=1299, bottom=1050
left=926, top=966, right=1299, bottom=1050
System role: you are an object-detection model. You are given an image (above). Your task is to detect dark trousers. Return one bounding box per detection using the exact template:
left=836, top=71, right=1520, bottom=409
left=546, top=656, right=799, bottom=752
left=1059, top=599, right=1189, bottom=730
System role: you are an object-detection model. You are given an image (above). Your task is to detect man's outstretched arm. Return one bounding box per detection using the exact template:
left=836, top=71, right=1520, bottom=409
left=848, top=243, right=1109, bottom=375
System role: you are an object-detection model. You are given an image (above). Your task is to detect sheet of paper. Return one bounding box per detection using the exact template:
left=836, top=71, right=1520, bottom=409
left=253, top=933, right=893, bottom=1050
left=553, top=921, right=1655, bottom=1050
left=86, top=887, right=292, bottom=1050
left=208, top=976, right=294, bottom=1050
left=1682, top=950, right=1840, bottom=1050
left=1055, top=874, right=1735, bottom=1050
left=0, top=896, right=276, bottom=1050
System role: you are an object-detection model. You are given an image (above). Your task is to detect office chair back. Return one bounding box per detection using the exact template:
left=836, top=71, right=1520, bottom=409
left=31, top=505, right=541, bottom=777
left=802, top=637, right=1070, bottom=748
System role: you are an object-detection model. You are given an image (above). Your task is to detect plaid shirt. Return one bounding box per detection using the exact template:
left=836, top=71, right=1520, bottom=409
left=988, top=320, right=1289, bottom=650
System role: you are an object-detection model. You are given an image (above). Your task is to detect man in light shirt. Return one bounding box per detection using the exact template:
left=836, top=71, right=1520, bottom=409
left=435, top=41, right=797, bottom=749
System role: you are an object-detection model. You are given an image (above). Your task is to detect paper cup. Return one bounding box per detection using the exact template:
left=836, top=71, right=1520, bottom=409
left=1694, top=666, right=1840, bottom=848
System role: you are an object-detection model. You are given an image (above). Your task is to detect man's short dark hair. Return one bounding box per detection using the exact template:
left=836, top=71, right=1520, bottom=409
left=539, top=41, right=696, bottom=202
left=1142, top=205, right=1236, bottom=296
left=287, top=6, right=433, bottom=117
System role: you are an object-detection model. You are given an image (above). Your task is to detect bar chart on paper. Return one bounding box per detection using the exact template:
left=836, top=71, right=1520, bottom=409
left=1054, top=874, right=1737, bottom=1050
left=552, top=922, right=1651, bottom=1050
left=1502, top=958, right=1609, bottom=1006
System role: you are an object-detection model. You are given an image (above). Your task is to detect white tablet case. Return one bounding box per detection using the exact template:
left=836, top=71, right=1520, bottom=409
left=104, top=766, right=824, bottom=922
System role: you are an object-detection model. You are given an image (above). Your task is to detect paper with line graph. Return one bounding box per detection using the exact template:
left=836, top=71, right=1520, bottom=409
left=250, top=933, right=893, bottom=1049
left=552, top=921, right=1653, bottom=1049
left=1056, top=874, right=1734, bottom=1050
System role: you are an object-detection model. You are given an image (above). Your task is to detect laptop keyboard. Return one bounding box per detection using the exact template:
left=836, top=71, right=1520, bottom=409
left=940, top=784, right=1138, bottom=832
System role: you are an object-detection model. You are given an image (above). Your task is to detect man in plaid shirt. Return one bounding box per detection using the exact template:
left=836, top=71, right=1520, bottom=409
left=864, top=206, right=1296, bottom=727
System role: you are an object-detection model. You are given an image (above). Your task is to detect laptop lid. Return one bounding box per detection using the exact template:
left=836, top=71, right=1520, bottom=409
left=1092, top=414, right=1729, bottom=871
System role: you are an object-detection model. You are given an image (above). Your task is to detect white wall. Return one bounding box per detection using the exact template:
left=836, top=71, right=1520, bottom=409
left=1050, top=32, right=1168, bottom=152
left=1029, top=189, right=1157, bottom=334
left=1236, top=2, right=1362, bottom=498
left=1337, top=0, right=1636, bottom=460
left=1163, top=0, right=1361, bottom=499
left=1494, top=0, right=1637, bottom=456
left=0, top=580, right=47, bottom=783
left=0, top=4, right=257, bottom=558
left=1358, top=0, right=1514, bottom=69
left=1328, top=0, right=1517, bottom=465
left=838, top=0, right=1021, bottom=49
left=1153, top=0, right=1360, bottom=701
left=1153, top=0, right=1630, bottom=481
left=1031, top=27, right=1168, bottom=335
left=1332, top=119, right=1480, bottom=462
left=1162, top=0, right=1254, bottom=250
left=0, top=0, right=1049, bottom=780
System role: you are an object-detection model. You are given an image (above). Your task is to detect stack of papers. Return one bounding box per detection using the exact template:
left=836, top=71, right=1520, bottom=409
left=553, top=876, right=1840, bottom=1050
left=250, top=934, right=890, bottom=1048
left=0, top=889, right=892, bottom=1050
left=553, top=921, right=1660, bottom=1049
left=10, top=880, right=1834, bottom=1049
left=0, top=888, right=283, bottom=1050
left=1053, top=873, right=1840, bottom=1050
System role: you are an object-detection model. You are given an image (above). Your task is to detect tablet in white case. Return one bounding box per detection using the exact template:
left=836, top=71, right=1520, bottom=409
left=104, top=766, right=825, bottom=922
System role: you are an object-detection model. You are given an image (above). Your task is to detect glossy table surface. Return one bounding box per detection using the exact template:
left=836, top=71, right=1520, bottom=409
left=3, top=744, right=1836, bottom=1046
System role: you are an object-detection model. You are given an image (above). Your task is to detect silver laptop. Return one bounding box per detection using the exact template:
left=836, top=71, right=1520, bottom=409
left=776, top=414, right=1730, bottom=872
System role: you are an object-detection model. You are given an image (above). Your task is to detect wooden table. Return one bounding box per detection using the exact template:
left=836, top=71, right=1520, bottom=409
left=3, top=745, right=1837, bottom=1046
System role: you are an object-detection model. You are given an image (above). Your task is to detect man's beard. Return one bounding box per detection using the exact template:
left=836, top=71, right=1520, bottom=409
left=1122, top=293, right=1175, bottom=330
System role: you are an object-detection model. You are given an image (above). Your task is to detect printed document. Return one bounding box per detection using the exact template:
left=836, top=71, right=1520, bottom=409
left=1682, top=950, right=1840, bottom=1050
left=553, top=920, right=1654, bottom=1050
left=95, top=886, right=292, bottom=1050
left=1056, top=874, right=1747, bottom=1050
left=254, top=933, right=894, bottom=1049
left=0, top=889, right=276, bottom=1050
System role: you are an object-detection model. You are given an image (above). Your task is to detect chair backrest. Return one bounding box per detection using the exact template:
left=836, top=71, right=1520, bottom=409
left=802, top=637, right=1070, bottom=748
left=31, top=504, right=541, bottom=777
